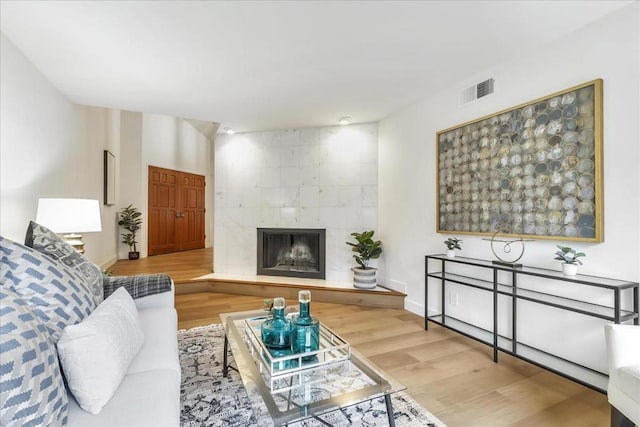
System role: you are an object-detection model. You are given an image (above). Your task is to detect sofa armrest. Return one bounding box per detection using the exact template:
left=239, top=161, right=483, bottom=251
left=605, top=324, right=640, bottom=379
left=103, top=274, right=174, bottom=308
left=134, top=282, right=175, bottom=311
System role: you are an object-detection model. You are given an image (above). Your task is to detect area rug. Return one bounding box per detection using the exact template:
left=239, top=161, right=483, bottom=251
left=179, top=324, right=446, bottom=426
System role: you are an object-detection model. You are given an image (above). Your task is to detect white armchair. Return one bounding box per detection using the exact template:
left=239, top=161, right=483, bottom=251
left=604, top=324, right=640, bottom=427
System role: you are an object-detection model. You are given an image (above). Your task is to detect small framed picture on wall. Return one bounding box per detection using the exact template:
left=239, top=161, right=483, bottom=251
left=104, top=150, right=116, bottom=206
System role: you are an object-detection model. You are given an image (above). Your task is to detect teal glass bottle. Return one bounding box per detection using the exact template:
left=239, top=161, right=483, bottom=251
left=260, top=297, right=292, bottom=350
left=291, top=290, right=320, bottom=359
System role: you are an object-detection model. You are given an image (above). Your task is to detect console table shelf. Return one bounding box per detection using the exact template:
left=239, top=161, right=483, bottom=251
left=425, top=254, right=639, bottom=392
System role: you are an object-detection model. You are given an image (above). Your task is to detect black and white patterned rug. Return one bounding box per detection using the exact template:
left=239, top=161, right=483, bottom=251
left=179, top=324, right=446, bottom=426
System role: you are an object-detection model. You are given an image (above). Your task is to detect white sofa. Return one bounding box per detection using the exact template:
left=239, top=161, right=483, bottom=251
left=604, top=324, right=640, bottom=427
left=66, top=284, right=181, bottom=427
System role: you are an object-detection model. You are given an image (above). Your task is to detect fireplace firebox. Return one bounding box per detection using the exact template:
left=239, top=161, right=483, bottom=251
left=257, top=228, right=326, bottom=279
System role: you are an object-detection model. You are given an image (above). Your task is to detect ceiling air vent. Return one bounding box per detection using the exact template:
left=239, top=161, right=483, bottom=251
left=461, top=78, right=495, bottom=103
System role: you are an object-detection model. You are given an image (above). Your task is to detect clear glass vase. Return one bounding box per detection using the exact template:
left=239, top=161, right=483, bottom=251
left=260, top=297, right=292, bottom=351
left=291, top=290, right=320, bottom=360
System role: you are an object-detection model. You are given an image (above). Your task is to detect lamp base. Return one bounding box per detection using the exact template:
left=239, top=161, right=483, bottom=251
left=62, top=233, right=85, bottom=254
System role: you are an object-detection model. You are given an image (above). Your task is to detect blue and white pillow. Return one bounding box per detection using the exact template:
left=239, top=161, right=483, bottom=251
left=25, top=221, right=104, bottom=306
left=0, top=236, right=97, bottom=342
left=0, top=286, right=68, bottom=426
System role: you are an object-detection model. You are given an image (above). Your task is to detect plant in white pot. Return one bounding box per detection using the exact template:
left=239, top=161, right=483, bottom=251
left=554, top=245, right=585, bottom=276
left=444, top=237, right=462, bottom=258
left=346, top=230, right=383, bottom=289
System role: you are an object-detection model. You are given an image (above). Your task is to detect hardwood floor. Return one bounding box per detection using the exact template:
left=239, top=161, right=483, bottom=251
left=109, top=250, right=610, bottom=427
left=108, top=247, right=213, bottom=282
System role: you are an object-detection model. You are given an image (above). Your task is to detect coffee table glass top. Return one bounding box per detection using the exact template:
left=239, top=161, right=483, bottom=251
left=221, top=309, right=405, bottom=426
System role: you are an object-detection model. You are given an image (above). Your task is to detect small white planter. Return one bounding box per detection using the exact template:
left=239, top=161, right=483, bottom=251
left=446, top=249, right=456, bottom=258
left=562, top=263, right=578, bottom=276
left=352, top=267, right=377, bottom=289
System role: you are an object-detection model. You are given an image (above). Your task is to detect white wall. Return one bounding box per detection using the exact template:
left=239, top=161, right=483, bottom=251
left=0, top=33, right=118, bottom=267
left=378, top=4, right=639, bottom=388
left=1, top=32, right=213, bottom=264
left=214, top=124, right=378, bottom=281
left=118, top=111, right=144, bottom=259
left=118, top=112, right=213, bottom=259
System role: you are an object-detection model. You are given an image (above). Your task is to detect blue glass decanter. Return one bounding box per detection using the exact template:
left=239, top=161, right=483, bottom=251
left=291, top=290, right=320, bottom=360
left=260, top=297, right=292, bottom=351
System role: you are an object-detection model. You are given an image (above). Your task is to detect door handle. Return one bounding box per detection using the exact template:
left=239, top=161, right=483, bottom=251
left=176, top=211, right=185, bottom=218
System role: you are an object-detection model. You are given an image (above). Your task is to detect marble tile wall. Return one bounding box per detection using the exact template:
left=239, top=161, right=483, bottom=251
left=214, top=123, right=378, bottom=281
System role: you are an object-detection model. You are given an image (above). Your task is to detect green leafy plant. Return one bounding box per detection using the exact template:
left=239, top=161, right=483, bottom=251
left=118, top=204, right=143, bottom=253
left=102, top=269, right=113, bottom=277
left=346, top=230, right=383, bottom=270
left=444, top=237, right=462, bottom=251
left=554, top=245, right=585, bottom=265
left=263, top=298, right=274, bottom=312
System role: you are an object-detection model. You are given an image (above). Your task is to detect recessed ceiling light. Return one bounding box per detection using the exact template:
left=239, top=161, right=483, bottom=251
left=224, top=127, right=235, bottom=135
left=338, top=117, right=352, bottom=126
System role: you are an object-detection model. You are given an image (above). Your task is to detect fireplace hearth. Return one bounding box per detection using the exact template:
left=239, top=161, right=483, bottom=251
left=257, top=228, right=326, bottom=279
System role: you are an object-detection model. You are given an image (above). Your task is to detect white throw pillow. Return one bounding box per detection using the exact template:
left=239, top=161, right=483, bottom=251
left=57, top=287, right=144, bottom=414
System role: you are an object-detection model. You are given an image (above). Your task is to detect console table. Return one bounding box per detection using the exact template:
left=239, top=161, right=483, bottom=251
left=425, top=254, right=639, bottom=392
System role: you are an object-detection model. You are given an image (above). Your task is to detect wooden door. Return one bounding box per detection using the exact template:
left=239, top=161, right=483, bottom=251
left=179, top=173, right=206, bottom=251
left=148, top=166, right=205, bottom=256
left=148, top=167, right=180, bottom=255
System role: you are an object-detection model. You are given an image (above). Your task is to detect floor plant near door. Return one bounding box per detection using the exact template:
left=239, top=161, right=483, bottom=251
left=346, top=230, right=383, bottom=289
left=118, top=204, right=143, bottom=260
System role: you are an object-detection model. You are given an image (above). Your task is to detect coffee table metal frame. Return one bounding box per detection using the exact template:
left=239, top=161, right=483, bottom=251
left=221, top=309, right=404, bottom=426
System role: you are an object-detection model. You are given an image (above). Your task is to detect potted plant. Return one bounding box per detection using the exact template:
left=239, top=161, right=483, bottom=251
left=118, top=204, right=143, bottom=260
left=554, top=245, right=585, bottom=276
left=346, top=230, right=383, bottom=289
left=444, top=237, right=462, bottom=258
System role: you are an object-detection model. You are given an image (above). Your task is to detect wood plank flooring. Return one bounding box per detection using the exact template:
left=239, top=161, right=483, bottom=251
left=108, top=247, right=213, bottom=282
left=109, top=250, right=610, bottom=427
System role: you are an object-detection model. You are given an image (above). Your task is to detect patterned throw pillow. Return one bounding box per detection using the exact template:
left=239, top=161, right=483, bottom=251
left=25, top=221, right=104, bottom=306
left=0, top=286, right=68, bottom=426
left=0, top=236, right=97, bottom=342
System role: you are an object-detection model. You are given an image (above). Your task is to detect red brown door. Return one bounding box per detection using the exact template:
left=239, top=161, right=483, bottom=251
left=179, top=173, right=206, bottom=251
left=148, top=166, right=205, bottom=256
left=148, top=167, right=180, bottom=255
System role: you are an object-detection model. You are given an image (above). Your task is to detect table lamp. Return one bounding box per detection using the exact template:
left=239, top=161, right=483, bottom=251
left=36, top=198, right=102, bottom=254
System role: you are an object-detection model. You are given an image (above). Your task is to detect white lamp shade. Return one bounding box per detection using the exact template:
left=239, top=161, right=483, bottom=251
left=36, top=198, right=102, bottom=233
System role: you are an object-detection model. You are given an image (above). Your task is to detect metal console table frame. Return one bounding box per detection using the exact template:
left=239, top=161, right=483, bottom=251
left=425, top=254, right=639, bottom=393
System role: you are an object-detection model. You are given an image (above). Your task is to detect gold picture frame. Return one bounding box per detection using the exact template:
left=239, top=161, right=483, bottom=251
left=436, top=79, right=603, bottom=242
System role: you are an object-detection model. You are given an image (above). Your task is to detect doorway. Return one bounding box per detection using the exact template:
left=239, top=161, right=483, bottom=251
left=148, top=165, right=205, bottom=256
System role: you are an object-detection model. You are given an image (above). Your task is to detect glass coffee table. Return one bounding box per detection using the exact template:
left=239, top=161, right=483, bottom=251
left=220, top=309, right=405, bottom=426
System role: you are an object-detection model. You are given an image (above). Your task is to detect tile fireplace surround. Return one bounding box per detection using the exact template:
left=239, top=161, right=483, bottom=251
left=214, top=123, right=378, bottom=282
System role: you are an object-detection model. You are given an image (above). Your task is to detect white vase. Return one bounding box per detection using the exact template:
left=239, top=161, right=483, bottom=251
left=352, top=267, right=377, bottom=289
left=562, top=263, right=578, bottom=276
left=446, top=249, right=456, bottom=258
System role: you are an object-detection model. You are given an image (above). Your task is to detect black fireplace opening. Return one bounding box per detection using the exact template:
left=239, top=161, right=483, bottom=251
left=257, top=228, right=326, bottom=279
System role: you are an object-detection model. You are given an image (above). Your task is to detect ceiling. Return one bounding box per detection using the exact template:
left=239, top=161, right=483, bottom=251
left=0, top=1, right=631, bottom=133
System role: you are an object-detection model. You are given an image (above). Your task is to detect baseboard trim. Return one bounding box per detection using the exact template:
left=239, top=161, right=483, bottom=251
left=403, top=300, right=441, bottom=318
left=404, top=299, right=424, bottom=316
left=101, top=257, right=118, bottom=270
